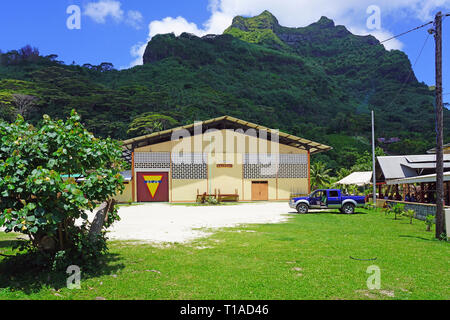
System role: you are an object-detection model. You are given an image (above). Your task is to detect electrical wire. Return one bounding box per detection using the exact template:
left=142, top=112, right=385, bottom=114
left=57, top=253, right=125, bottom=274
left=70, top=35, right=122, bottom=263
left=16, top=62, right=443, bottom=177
left=379, top=32, right=431, bottom=112
left=380, top=12, right=450, bottom=44
left=380, top=21, right=433, bottom=44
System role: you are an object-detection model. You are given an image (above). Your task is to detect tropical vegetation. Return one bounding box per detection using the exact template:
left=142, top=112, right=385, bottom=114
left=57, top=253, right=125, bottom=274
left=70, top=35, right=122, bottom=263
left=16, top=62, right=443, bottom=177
left=0, top=111, right=124, bottom=270
left=1, top=11, right=448, bottom=173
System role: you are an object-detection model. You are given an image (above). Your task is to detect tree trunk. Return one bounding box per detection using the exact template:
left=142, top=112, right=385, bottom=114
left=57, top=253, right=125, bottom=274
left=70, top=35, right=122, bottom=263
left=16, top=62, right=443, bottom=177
left=88, top=199, right=115, bottom=242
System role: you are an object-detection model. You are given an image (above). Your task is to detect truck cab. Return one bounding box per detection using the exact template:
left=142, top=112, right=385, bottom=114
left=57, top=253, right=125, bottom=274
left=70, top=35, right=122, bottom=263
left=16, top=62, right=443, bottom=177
left=289, top=189, right=366, bottom=214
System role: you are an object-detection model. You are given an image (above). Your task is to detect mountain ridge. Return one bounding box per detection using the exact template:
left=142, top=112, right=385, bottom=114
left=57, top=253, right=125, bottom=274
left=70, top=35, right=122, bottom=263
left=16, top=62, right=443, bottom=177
left=0, top=11, right=448, bottom=171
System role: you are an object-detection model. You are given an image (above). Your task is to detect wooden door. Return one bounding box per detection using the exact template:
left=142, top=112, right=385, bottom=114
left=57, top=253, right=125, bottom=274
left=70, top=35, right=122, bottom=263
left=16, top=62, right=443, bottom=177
left=251, top=181, right=268, bottom=201
left=137, top=172, right=169, bottom=202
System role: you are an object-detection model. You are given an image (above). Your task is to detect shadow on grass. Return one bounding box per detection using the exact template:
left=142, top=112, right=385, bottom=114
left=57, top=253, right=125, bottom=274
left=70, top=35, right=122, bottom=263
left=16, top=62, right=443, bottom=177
left=0, top=240, right=125, bottom=295
left=0, top=240, right=19, bottom=249
left=398, top=234, right=434, bottom=241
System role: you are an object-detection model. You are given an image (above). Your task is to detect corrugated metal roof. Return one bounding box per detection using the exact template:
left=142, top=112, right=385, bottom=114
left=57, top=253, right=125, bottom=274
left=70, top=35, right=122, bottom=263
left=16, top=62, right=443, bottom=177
left=405, top=154, right=450, bottom=162
left=122, top=115, right=332, bottom=155
left=377, top=156, right=418, bottom=180
left=402, top=162, right=450, bottom=169
left=387, top=171, right=450, bottom=185
left=377, top=154, right=450, bottom=181
left=120, top=170, right=132, bottom=181
left=336, top=171, right=372, bottom=186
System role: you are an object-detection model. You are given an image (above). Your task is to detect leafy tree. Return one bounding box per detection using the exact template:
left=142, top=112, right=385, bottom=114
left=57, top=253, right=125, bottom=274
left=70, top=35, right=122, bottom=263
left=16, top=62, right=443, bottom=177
left=336, top=167, right=351, bottom=180
left=310, top=161, right=331, bottom=190
left=350, top=147, right=385, bottom=172
left=127, top=113, right=178, bottom=137
left=0, top=110, right=124, bottom=268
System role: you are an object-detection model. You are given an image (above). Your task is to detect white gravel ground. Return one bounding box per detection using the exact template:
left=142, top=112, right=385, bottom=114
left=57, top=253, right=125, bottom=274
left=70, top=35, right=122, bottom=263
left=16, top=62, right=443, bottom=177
left=98, top=202, right=294, bottom=243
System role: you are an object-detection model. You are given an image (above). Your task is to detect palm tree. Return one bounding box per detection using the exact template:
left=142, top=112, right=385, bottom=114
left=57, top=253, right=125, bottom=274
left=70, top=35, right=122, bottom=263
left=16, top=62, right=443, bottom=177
left=310, top=161, right=331, bottom=190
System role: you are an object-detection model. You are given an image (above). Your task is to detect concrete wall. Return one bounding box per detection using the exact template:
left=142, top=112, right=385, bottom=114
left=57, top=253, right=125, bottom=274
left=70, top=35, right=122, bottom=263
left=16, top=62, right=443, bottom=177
left=209, top=153, right=243, bottom=196
left=113, top=182, right=133, bottom=203
left=278, top=178, right=309, bottom=200
left=171, top=179, right=207, bottom=202
left=385, top=200, right=443, bottom=221
left=132, top=129, right=310, bottom=202
left=135, top=129, right=308, bottom=155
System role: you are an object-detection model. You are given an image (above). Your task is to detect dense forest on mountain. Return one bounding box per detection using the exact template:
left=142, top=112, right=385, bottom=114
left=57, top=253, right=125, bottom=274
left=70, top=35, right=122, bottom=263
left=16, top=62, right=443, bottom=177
left=0, top=11, right=448, bottom=171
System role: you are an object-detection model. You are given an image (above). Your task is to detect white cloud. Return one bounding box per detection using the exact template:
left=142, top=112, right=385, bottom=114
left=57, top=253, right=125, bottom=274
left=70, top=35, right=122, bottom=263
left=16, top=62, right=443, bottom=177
left=84, top=0, right=124, bottom=23
left=129, top=42, right=147, bottom=68
left=128, top=0, right=450, bottom=66
left=84, top=0, right=143, bottom=29
left=148, top=16, right=205, bottom=38
left=126, top=10, right=144, bottom=30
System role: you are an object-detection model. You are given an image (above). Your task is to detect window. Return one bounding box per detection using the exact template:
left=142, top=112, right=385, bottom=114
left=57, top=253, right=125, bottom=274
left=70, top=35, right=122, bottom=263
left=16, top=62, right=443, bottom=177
left=311, top=191, right=323, bottom=198
left=329, top=190, right=339, bottom=198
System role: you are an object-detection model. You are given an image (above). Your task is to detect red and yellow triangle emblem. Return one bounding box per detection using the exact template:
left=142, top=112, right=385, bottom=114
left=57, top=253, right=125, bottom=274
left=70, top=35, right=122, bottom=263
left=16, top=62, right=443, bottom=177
left=143, top=175, right=163, bottom=198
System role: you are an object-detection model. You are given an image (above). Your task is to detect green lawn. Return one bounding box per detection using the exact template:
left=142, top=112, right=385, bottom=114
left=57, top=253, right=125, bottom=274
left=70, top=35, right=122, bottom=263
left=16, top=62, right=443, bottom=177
left=0, top=208, right=448, bottom=300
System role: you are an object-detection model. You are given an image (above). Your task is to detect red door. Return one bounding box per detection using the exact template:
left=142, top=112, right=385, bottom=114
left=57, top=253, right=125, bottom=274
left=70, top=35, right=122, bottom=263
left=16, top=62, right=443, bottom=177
left=137, top=172, right=169, bottom=202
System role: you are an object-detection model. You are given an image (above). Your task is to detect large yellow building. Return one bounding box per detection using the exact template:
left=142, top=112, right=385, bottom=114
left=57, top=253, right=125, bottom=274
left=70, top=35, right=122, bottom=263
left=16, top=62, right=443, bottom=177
left=117, top=116, right=331, bottom=203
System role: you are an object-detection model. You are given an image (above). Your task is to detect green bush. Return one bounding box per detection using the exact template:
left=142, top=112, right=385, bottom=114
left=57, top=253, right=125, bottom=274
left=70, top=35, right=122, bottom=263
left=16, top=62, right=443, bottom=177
left=403, top=209, right=415, bottom=224
left=391, top=203, right=405, bottom=220
left=425, top=215, right=435, bottom=232
left=0, top=110, right=124, bottom=270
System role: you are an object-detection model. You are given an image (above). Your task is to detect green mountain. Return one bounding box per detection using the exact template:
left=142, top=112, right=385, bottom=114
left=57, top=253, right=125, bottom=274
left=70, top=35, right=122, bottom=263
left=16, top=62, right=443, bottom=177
left=0, top=11, right=448, bottom=171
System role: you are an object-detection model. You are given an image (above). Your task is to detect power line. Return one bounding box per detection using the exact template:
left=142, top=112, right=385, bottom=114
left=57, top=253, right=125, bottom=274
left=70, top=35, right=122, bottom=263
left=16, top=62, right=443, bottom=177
left=381, top=32, right=431, bottom=110
left=380, top=20, right=433, bottom=44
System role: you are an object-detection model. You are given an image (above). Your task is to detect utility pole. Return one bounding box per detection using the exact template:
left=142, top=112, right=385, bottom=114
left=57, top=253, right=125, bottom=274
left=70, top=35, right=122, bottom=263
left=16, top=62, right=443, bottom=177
left=433, top=11, right=445, bottom=239
left=372, top=110, right=377, bottom=206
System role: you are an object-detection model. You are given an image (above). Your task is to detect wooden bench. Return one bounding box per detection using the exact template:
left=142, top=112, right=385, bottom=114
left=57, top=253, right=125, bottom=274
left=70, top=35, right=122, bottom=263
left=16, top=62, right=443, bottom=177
left=197, top=189, right=239, bottom=203
left=218, top=194, right=239, bottom=202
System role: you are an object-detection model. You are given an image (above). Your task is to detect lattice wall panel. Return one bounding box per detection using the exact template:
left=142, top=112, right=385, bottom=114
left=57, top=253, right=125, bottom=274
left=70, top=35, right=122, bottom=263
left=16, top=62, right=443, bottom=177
left=171, top=153, right=206, bottom=165
left=278, top=164, right=308, bottom=178
left=134, top=152, right=170, bottom=169
left=244, top=154, right=308, bottom=179
left=172, top=153, right=207, bottom=180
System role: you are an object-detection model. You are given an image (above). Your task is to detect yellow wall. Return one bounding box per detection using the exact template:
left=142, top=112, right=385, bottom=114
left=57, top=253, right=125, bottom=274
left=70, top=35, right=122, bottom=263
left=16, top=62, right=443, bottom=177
left=209, top=153, right=242, bottom=196
left=135, top=129, right=308, bottom=156
left=113, top=182, right=133, bottom=203
left=277, top=178, right=309, bottom=200
left=133, top=129, right=310, bottom=202
left=171, top=179, right=207, bottom=202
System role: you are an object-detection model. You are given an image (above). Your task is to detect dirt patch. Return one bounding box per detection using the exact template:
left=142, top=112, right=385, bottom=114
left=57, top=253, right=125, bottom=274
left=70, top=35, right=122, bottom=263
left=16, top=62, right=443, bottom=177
left=86, top=202, right=290, bottom=243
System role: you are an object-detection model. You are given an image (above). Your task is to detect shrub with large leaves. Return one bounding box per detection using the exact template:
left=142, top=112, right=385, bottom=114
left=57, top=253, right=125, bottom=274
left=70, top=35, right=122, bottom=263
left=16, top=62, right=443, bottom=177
left=0, top=110, right=124, bottom=266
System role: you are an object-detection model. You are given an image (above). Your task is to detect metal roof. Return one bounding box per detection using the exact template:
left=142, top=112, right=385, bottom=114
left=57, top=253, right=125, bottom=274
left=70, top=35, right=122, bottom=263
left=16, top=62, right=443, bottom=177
left=387, top=171, right=450, bottom=185
left=405, top=154, right=450, bottom=162
left=377, top=156, right=418, bottom=180
left=377, top=154, right=450, bottom=181
left=402, top=162, right=450, bottom=169
left=121, top=116, right=332, bottom=161
left=335, top=171, right=373, bottom=186
left=120, top=170, right=132, bottom=181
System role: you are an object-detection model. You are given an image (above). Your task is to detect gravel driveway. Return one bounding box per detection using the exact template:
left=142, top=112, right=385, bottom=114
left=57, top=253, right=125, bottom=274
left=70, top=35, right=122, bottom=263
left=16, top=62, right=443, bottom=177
left=102, top=202, right=293, bottom=243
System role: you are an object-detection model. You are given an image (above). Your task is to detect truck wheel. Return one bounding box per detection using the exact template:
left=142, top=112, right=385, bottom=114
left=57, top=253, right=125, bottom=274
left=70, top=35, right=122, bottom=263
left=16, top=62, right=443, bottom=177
left=342, top=203, right=355, bottom=214
left=296, top=203, right=309, bottom=214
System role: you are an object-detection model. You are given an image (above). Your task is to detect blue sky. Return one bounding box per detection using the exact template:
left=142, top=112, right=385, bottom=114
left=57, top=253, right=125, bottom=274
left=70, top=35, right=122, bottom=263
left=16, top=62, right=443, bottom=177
left=1, top=0, right=449, bottom=103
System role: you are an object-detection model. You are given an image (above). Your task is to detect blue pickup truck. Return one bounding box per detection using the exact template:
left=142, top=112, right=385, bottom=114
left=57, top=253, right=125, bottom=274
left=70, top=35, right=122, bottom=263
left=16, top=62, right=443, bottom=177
left=289, top=189, right=366, bottom=214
